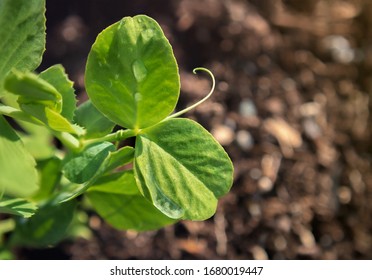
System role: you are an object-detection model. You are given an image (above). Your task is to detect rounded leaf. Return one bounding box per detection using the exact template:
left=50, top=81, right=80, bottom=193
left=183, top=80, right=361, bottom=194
left=134, top=118, right=234, bottom=220
left=85, top=15, right=180, bottom=129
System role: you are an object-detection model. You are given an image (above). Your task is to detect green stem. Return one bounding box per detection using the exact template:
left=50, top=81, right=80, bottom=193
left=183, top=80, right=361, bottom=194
left=83, top=128, right=137, bottom=147
left=53, top=131, right=81, bottom=152
left=165, top=67, right=216, bottom=120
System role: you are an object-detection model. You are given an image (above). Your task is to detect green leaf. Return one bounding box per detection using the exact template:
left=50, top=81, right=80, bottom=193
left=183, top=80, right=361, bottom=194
left=0, top=198, right=37, bottom=218
left=85, top=15, right=180, bottom=129
left=4, top=70, right=62, bottom=111
left=134, top=118, right=234, bottom=220
left=3, top=68, right=78, bottom=134
left=99, top=146, right=134, bottom=175
left=20, top=103, right=78, bottom=134
left=32, top=157, right=62, bottom=201
left=0, top=115, right=39, bottom=197
left=87, top=171, right=176, bottom=231
left=74, top=100, right=115, bottom=138
left=63, top=142, right=116, bottom=184
left=17, top=121, right=55, bottom=160
left=88, top=170, right=138, bottom=194
left=56, top=146, right=135, bottom=202
left=0, top=0, right=45, bottom=93
left=13, top=199, right=76, bottom=247
left=39, top=64, right=77, bottom=122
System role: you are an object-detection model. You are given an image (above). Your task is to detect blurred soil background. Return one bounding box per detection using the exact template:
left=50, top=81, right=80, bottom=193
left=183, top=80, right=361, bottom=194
left=17, top=0, right=372, bottom=259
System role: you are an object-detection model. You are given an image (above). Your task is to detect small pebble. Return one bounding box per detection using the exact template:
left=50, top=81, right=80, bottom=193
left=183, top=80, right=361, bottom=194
left=239, top=98, right=257, bottom=117
left=302, top=118, right=322, bottom=140
left=258, top=176, right=273, bottom=193
left=236, top=130, right=254, bottom=151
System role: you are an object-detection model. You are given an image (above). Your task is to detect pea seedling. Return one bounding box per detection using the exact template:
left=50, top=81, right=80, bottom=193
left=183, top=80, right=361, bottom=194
left=0, top=0, right=233, bottom=250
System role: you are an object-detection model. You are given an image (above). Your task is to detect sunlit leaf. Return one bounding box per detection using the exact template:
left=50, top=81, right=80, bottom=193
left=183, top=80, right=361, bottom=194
left=39, top=64, right=77, bottom=122
left=85, top=15, right=180, bottom=129
left=4, top=70, right=62, bottom=111
left=20, top=103, right=77, bottom=134
left=134, top=118, right=234, bottom=220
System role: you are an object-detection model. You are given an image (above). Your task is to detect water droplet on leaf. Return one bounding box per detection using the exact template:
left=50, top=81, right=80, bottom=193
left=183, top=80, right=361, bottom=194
left=132, top=60, right=148, bottom=82
left=135, top=92, right=142, bottom=102
left=140, top=29, right=154, bottom=44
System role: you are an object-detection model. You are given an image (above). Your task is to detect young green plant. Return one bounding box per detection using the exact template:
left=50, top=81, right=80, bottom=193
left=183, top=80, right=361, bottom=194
left=0, top=0, right=233, bottom=249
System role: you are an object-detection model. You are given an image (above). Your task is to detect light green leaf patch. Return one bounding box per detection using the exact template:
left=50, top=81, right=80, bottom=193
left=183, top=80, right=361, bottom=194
left=0, top=0, right=45, bottom=94
left=87, top=171, right=176, bottom=231
left=20, top=103, right=78, bottom=134
left=39, top=64, right=77, bottom=122
left=4, top=70, right=62, bottom=111
left=99, top=146, right=134, bottom=175
left=4, top=70, right=80, bottom=134
left=17, top=121, right=55, bottom=160
left=0, top=198, right=38, bottom=218
left=0, top=115, right=39, bottom=198
left=85, top=15, right=180, bottom=129
left=134, top=118, right=234, bottom=220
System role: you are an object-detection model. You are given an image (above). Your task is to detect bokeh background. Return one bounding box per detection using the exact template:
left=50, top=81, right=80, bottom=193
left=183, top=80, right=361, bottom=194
left=19, top=0, right=372, bottom=259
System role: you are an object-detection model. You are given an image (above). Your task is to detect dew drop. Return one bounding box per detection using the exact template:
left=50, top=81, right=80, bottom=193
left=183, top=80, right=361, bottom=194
left=134, top=92, right=142, bottom=102
left=132, top=60, right=148, bottom=82
left=140, top=29, right=154, bottom=43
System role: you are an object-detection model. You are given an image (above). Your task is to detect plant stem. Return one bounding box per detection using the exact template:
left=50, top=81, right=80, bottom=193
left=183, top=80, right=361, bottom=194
left=53, top=131, right=81, bottom=152
left=83, top=128, right=137, bottom=147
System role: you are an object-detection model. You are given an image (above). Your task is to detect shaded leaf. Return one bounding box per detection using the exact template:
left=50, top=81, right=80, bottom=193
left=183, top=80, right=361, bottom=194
left=74, top=100, right=115, bottom=138
left=0, top=115, right=39, bottom=197
left=32, top=157, right=62, bottom=201
left=63, top=142, right=116, bottom=184
left=0, top=198, right=37, bottom=218
left=57, top=146, right=134, bottom=202
left=134, top=118, right=234, bottom=220
left=87, top=171, right=176, bottom=231
left=13, top=199, right=76, bottom=247
left=85, top=15, right=179, bottom=129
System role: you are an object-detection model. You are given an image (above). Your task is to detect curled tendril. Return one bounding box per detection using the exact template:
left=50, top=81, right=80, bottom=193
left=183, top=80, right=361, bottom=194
left=165, top=67, right=216, bottom=120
